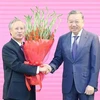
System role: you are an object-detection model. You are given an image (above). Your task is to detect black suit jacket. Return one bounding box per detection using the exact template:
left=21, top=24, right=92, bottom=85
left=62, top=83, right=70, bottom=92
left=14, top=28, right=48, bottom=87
left=2, top=39, right=37, bottom=100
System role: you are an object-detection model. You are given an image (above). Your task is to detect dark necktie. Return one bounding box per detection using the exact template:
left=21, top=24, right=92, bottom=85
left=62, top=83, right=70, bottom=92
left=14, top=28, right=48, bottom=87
left=20, top=42, right=24, bottom=51
left=20, top=45, right=23, bottom=51
left=72, top=36, right=79, bottom=60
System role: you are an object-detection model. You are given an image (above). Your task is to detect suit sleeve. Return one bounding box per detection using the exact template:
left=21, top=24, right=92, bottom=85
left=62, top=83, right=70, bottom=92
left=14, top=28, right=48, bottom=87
left=2, top=45, right=37, bottom=76
left=49, top=37, right=63, bottom=73
left=88, top=35, right=100, bottom=88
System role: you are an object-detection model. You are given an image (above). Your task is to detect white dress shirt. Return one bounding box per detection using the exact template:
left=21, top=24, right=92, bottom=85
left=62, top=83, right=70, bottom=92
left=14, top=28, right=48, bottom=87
left=71, top=29, right=83, bottom=51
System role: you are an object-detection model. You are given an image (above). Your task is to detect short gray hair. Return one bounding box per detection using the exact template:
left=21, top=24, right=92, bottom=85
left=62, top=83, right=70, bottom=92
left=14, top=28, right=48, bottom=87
left=8, top=17, right=21, bottom=30
left=67, top=10, right=84, bottom=20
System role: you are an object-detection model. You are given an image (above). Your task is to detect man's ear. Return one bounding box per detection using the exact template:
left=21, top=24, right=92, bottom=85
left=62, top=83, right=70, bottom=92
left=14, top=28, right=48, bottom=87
left=10, top=33, right=12, bottom=36
left=82, top=20, right=84, bottom=27
left=9, top=29, right=12, bottom=36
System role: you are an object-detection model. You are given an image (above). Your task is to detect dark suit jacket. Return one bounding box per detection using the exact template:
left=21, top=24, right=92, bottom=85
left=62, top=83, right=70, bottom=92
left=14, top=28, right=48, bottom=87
left=2, top=39, right=37, bottom=100
left=50, top=29, right=100, bottom=94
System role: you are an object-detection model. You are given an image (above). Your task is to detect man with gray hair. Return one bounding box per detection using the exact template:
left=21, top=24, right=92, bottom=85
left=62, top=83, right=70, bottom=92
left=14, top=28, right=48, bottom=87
left=42, top=10, right=100, bottom=100
left=2, top=18, right=48, bottom=100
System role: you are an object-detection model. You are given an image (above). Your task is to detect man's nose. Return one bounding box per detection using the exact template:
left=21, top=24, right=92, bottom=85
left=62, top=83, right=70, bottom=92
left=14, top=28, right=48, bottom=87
left=72, top=22, right=76, bottom=26
left=18, top=29, right=22, bottom=32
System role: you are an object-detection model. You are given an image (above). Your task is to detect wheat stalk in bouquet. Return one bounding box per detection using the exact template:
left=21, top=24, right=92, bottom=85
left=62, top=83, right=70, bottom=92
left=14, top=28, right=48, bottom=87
left=24, top=7, right=62, bottom=41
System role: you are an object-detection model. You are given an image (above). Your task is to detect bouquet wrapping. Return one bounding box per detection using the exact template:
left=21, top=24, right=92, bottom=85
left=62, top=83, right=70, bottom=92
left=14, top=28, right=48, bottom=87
left=23, top=35, right=54, bottom=91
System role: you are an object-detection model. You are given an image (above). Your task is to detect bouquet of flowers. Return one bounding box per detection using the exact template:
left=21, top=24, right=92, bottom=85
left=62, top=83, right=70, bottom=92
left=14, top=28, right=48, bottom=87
left=23, top=7, right=62, bottom=91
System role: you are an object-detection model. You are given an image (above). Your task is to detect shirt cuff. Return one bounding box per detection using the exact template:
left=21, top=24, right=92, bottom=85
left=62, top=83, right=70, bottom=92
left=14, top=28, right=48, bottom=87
left=36, top=66, right=39, bottom=74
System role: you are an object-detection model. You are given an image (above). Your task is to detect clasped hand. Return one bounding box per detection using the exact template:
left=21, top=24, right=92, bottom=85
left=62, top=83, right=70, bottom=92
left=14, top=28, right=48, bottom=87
left=39, top=64, right=52, bottom=74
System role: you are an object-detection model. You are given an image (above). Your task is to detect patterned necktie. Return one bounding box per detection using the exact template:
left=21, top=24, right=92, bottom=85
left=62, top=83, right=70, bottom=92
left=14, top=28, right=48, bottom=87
left=20, top=42, right=24, bottom=51
left=72, top=36, right=79, bottom=60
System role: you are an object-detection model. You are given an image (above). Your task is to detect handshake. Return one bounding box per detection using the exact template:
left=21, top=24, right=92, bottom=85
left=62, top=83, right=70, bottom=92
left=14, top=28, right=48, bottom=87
left=39, top=64, right=52, bottom=74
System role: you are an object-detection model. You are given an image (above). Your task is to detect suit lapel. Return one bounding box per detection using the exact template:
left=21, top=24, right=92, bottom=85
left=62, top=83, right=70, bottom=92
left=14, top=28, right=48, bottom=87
left=64, top=32, right=74, bottom=62
left=10, top=39, right=19, bottom=48
left=75, top=30, right=88, bottom=61
left=10, top=39, right=25, bottom=59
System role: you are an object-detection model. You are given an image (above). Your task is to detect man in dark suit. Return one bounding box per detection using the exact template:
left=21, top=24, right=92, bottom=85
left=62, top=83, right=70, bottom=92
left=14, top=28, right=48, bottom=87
left=43, top=10, right=100, bottom=100
left=2, top=18, right=47, bottom=100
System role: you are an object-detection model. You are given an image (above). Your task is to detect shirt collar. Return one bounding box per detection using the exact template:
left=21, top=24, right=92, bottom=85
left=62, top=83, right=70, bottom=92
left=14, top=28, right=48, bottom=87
left=12, top=38, right=22, bottom=46
left=72, top=29, right=83, bottom=37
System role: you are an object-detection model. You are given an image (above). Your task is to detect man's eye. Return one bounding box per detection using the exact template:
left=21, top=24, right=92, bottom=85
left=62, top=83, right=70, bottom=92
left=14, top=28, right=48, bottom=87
left=75, top=21, right=79, bottom=23
left=20, top=27, right=24, bottom=30
left=15, top=28, right=18, bottom=30
left=69, top=21, right=73, bottom=23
